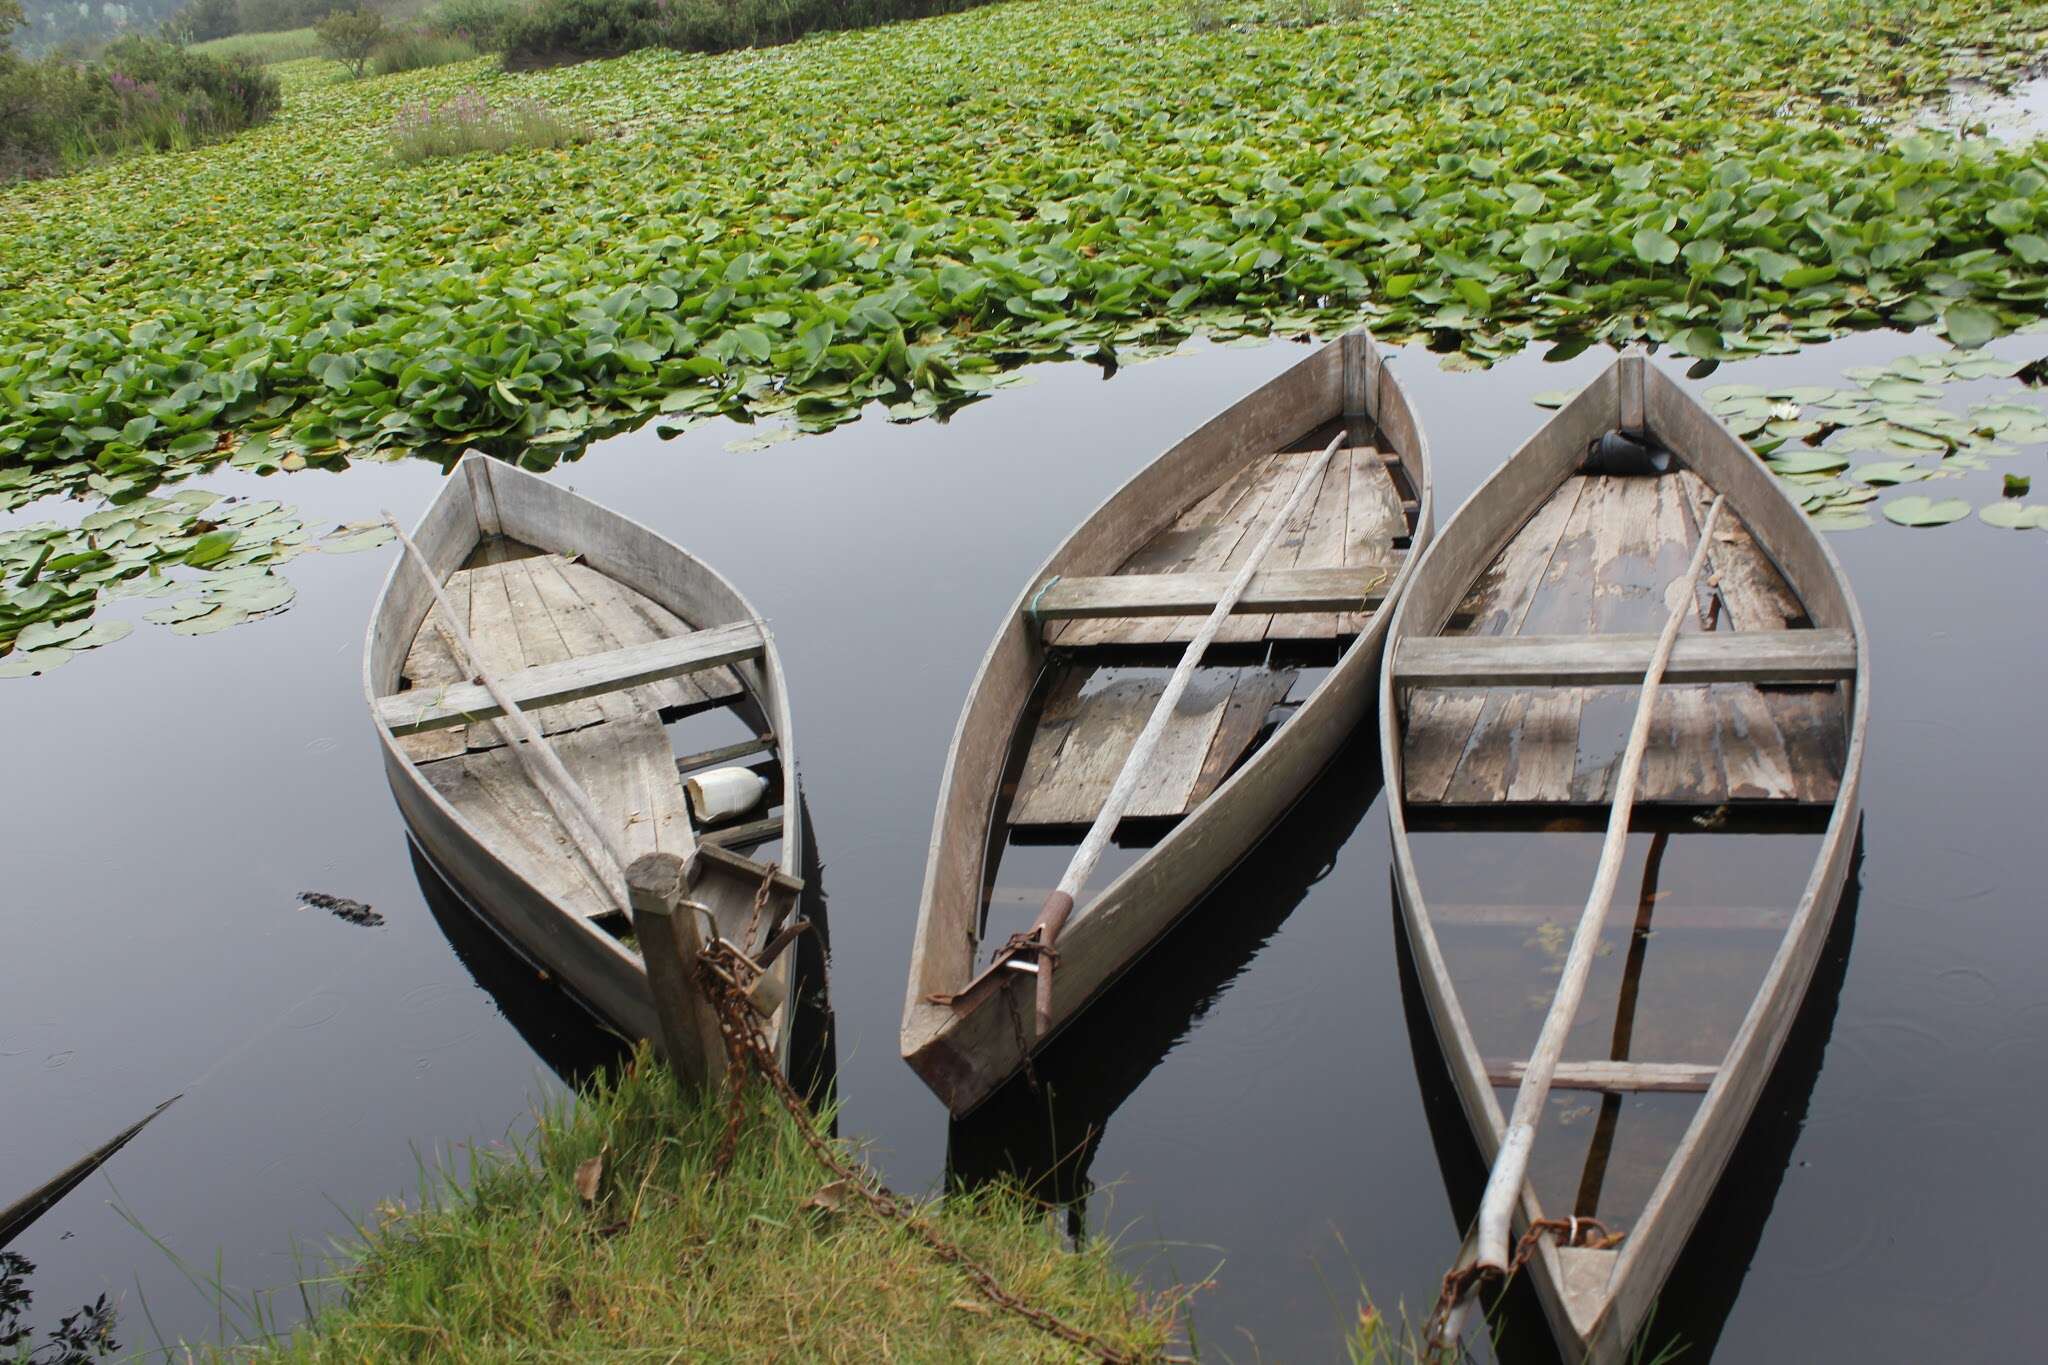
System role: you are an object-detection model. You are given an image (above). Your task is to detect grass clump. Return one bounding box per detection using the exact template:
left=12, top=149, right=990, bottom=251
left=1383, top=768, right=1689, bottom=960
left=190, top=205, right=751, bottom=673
left=258, top=1047, right=1175, bottom=1362
left=387, top=85, right=589, bottom=159
left=370, top=27, right=481, bottom=74
left=186, top=24, right=327, bottom=62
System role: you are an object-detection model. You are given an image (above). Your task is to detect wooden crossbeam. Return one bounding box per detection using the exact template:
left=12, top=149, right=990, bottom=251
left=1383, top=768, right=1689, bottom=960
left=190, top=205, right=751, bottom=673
left=675, top=732, right=776, bottom=776
left=1484, top=1060, right=1718, bottom=1094
left=1027, top=565, right=1396, bottom=623
left=700, top=815, right=782, bottom=851
left=1392, top=627, right=1855, bottom=690
left=378, top=621, right=766, bottom=735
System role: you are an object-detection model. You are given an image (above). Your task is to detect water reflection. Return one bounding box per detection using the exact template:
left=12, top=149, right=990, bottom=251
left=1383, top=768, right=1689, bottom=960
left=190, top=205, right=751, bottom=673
left=1400, top=831, right=1864, bottom=1363
left=948, top=730, right=1384, bottom=1229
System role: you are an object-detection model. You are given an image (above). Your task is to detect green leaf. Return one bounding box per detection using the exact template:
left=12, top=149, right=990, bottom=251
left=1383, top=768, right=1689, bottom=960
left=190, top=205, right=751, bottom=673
left=1765, top=451, right=1848, bottom=476
left=1631, top=229, right=1679, bottom=265
left=1852, top=460, right=1934, bottom=485
left=182, top=530, right=241, bottom=567
left=1882, top=495, right=1972, bottom=526
left=1943, top=303, right=1999, bottom=349
left=1979, top=502, right=2048, bottom=529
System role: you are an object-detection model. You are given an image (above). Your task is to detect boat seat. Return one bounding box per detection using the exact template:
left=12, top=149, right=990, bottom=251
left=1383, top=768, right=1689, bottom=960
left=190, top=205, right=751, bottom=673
left=1026, top=565, right=1396, bottom=626
left=1392, top=629, right=1856, bottom=691
left=378, top=621, right=767, bottom=735
left=1485, top=1060, right=1718, bottom=1093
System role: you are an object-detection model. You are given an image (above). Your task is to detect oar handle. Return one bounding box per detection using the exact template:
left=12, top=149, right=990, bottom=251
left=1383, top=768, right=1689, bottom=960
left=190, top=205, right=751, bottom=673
left=1030, top=890, right=1076, bottom=1034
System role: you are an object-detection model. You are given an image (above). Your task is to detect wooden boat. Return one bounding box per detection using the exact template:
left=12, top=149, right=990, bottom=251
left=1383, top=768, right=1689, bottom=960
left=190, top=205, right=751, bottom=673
left=364, top=452, right=804, bottom=1066
left=1379, top=352, right=1867, bottom=1362
left=902, top=330, right=1433, bottom=1115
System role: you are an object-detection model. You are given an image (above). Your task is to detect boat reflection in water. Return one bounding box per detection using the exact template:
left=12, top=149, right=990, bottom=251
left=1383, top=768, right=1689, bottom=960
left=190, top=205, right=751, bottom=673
left=409, top=790, right=837, bottom=1106
left=947, top=733, right=1384, bottom=1230
left=1399, top=832, right=1863, bottom=1364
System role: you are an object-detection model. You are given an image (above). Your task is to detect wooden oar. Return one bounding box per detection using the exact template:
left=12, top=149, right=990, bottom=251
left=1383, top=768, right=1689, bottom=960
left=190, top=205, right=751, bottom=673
left=1017, top=431, right=1347, bottom=1036
left=383, top=513, right=631, bottom=906
left=0, top=1096, right=179, bottom=1249
left=1436, top=494, right=1726, bottom=1345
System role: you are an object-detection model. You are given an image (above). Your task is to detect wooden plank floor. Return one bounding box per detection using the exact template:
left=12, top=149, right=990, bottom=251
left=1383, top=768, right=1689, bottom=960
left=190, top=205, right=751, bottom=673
left=1009, top=664, right=1296, bottom=827
left=1051, top=421, right=1408, bottom=649
left=394, top=541, right=743, bottom=763
left=1404, top=470, right=1846, bottom=807
left=393, top=537, right=746, bottom=918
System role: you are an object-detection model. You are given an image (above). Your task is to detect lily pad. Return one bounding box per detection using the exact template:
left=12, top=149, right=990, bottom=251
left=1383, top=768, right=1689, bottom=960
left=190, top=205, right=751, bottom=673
left=1852, top=460, right=1935, bottom=485
left=1766, top=451, right=1849, bottom=476
left=1980, top=502, right=2048, bottom=529
left=1882, top=495, right=1973, bottom=527
left=319, top=526, right=398, bottom=554
left=0, top=648, right=75, bottom=678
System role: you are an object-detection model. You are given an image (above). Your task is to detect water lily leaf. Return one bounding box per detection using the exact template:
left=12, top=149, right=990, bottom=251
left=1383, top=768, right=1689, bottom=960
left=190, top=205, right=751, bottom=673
left=1808, top=510, right=1874, bottom=531
left=1979, top=502, right=2048, bottom=529
left=1631, top=229, right=1679, bottom=265
left=168, top=607, right=252, bottom=635
left=68, top=619, right=134, bottom=650
left=15, top=618, right=93, bottom=651
left=1765, top=451, right=1849, bottom=476
left=1853, top=460, right=1935, bottom=485
left=0, top=648, right=74, bottom=678
left=213, top=576, right=296, bottom=615
left=182, top=530, right=241, bottom=567
left=144, top=597, right=213, bottom=624
left=1944, top=303, right=2000, bottom=349
left=1531, top=389, right=1579, bottom=409
left=319, top=526, right=397, bottom=554
left=1882, top=495, right=1972, bottom=526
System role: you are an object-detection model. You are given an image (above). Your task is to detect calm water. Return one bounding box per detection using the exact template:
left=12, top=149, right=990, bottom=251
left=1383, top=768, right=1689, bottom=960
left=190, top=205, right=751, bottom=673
left=5, top=331, right=2043, bottom=1361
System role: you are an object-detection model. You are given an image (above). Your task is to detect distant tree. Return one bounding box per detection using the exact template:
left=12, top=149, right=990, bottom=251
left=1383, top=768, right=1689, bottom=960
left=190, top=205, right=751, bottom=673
left=169, top=0, right=244, bottom=43
left=0, top=0, right=23, bottom=61
left=316, top=7, right=385, bottom=76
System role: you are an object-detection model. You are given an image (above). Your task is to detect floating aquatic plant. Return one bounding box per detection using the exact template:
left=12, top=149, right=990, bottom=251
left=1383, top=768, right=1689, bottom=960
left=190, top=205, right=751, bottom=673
left=4, top=0, right=2048, bottom=507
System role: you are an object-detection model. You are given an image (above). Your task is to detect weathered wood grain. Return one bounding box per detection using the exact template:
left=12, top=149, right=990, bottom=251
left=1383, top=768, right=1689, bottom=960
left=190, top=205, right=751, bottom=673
left=1484, top=1060, right=1719, bottom=1094
left=377, top=621, right=767, bottom=734
left=1391, top=629, right=1857, bottom=688
left=1028, top=565, right=1392, bottom=622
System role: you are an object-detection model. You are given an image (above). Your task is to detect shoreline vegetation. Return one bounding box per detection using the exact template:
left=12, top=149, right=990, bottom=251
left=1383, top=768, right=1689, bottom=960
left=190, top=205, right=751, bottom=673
left=5, top=0, right=2048, bottom=515
left=243, top=1046, right=1181, bottom=1362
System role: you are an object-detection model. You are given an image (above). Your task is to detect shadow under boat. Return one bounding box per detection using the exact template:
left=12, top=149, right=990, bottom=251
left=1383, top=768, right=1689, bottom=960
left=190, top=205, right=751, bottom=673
left=1398, top=828, right=1865, bottom=1364
left=948, top=728, right=1386, bottom=1226
left=410, top=789, right=838, bottom=1108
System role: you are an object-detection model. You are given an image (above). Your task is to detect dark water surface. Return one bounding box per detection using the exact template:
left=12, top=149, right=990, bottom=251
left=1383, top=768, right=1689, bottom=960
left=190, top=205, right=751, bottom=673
left=5, top=331, right=2043, bottom=1361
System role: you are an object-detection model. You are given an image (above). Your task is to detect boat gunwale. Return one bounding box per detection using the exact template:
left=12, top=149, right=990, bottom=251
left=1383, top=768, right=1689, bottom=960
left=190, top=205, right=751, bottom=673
left=901, top=329, right=1435, bottom=1115
left=361, top=451, right=802, bottom=1055
left=1376, top=353, right=1868, bottom=1361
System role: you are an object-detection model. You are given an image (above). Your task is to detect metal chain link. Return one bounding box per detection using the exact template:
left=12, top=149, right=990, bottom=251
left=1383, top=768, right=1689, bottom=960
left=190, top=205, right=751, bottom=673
left=1425, top=1216, right=1626, bottom=1346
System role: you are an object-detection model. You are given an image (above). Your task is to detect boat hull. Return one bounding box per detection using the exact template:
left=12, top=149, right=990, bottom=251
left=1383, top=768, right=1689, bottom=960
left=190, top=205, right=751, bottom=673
left=364, top=453, right=802, bottom=1061
left=904, top=331, right=1435, bottom=1114
left=1379, top=354, right=1868, bottom=1361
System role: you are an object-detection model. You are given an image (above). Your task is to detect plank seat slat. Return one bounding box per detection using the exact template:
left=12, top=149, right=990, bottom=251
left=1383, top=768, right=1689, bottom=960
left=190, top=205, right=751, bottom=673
left=379, top=621, right=767, bottom=735
left=1484, top=1060, right=1719, bottom=1094
left=1393, top=628, right=1855, bottom=690
left=1028, top=565, right=1396, bottom=623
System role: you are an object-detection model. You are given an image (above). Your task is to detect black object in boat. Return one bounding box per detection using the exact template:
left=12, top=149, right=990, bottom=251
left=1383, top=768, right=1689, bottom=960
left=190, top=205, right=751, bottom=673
left=1585, top=429, right=1674, bottom=476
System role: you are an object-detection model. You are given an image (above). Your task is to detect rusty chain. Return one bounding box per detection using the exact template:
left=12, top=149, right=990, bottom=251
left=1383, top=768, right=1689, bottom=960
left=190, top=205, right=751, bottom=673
left=1425, top=1215, right=1625, bottom=1347
left=691, top=934, right=1144, bottom=1364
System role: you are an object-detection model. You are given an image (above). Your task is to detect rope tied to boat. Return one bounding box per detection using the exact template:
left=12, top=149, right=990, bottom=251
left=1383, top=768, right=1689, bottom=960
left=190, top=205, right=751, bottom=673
left=1425, top=1216, right=1626, bottom=1344
left=1025, top=575, right=1062, bottom=629
left=690, top=933, right=1153, bottom=1364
